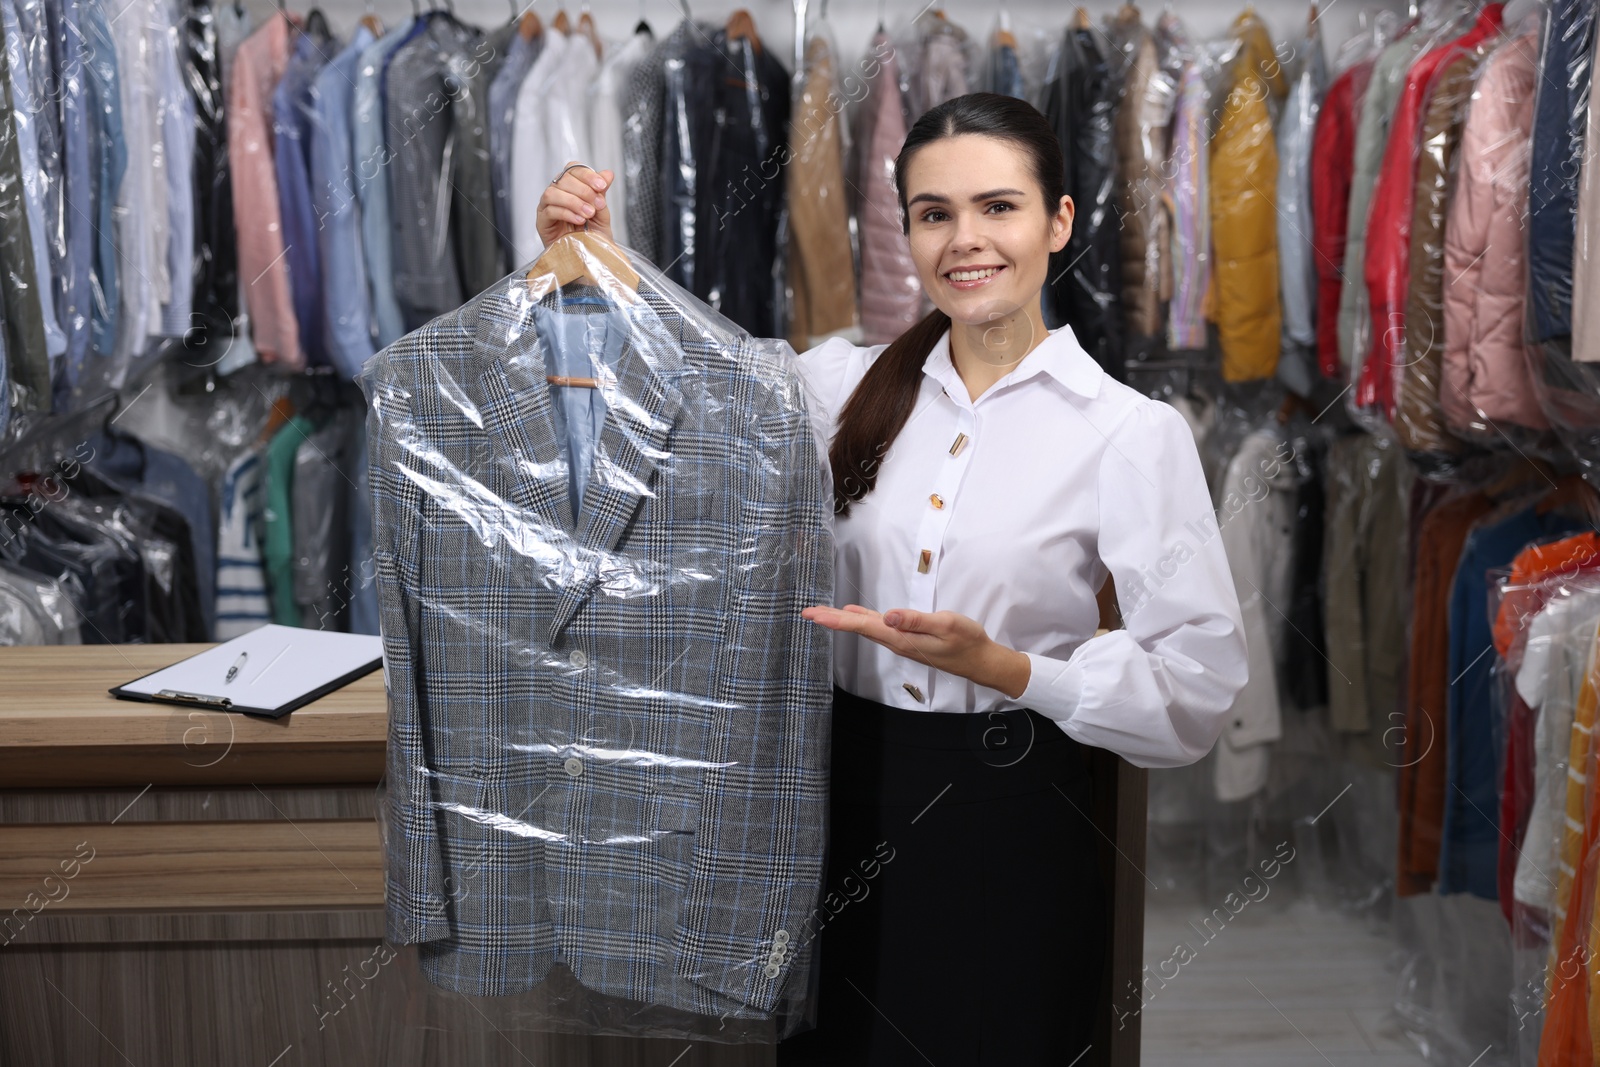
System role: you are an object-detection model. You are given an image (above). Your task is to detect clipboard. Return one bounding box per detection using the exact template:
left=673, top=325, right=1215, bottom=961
left=110, top=625, right=384, bottom=719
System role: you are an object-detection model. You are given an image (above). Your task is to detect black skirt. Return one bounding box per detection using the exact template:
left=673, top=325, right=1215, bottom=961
left=777, top=688, right=1108, bottom=1066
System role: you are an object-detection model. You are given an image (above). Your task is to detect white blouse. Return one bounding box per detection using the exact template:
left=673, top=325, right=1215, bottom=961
left=795, top=326, right=1248, bottom=769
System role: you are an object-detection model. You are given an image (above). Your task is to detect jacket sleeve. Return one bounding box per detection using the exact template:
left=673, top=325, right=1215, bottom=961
left=672, top=355, right=835, bottom=1014
left=1019, top=400, right=1247, bottom=769
left=365, top=363, right=452, bottom=945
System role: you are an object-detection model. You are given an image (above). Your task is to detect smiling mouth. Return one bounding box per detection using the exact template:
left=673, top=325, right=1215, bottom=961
left=945, top=266, right=1004, bottom=287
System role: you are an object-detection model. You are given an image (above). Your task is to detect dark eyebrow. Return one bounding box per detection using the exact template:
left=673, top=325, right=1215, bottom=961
left=906, top=187, right=1029, bottom=209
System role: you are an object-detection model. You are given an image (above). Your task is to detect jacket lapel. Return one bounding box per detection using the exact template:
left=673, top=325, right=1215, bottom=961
left=547, top=317, right=683, bottom=645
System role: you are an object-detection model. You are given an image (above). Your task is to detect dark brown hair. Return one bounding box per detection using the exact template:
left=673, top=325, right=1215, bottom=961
left=829, top=93, right=1066, bottom=516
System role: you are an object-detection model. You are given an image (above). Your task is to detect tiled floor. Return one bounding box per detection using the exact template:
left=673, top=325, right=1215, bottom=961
left=1139, top=894, right=1431, bottom=1067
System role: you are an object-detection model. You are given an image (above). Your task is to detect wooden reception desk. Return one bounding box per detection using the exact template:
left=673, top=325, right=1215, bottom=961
left=0, top=644, right=1145, bottom=1066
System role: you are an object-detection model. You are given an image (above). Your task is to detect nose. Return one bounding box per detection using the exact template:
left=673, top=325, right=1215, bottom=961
left=949, top=209, right=985, bottom=254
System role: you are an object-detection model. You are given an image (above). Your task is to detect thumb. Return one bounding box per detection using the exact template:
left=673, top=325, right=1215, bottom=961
left=592, top=169, right=615, bottom=230
left=883, top=608, right=926, bottom=632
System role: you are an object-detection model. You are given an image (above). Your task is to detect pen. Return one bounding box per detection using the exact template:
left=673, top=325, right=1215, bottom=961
left=225, top=652, right=248, bottom=685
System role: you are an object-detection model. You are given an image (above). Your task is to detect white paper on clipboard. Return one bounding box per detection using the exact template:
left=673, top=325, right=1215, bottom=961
left=114, top=625, right=383, bottom=716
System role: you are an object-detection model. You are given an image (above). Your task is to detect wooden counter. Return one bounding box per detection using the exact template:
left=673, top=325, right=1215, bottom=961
left=0, top=642, right=1143, bottom=1067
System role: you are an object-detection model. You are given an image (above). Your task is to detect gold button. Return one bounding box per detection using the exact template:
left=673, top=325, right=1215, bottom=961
left=917, top=549, right=932, bottom=573
left=902, top=683, right=924, bottom=702
left=949, top=433, right=968, bottom=457
left=929, top=494, right=944, bottom=510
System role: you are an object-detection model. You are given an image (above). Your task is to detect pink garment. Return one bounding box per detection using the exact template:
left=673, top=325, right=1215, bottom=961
left=228, top=15, right=302, bottom=369
left=1440, top=30, right=1549, bottom=432
left=854, top=32, right=922, bottom=344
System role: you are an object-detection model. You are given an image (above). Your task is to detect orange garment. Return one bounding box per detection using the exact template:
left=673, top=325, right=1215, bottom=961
left=1493, top=532, right=1600, bottom=658
left=1537, top=629, right=1600, bottom=1066
left=1208, top=12, right=1287, bottom=381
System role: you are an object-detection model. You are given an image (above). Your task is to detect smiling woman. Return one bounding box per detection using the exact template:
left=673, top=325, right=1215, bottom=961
left=535, top=93, right=1247, bottom=1067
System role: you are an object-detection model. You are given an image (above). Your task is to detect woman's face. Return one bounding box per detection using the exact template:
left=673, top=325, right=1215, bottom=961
left=902, top=134, right=1074, bottom=330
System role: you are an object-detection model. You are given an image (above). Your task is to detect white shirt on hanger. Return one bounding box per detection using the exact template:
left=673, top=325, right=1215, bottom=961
left=510, top=28, right=572, bottom=265
left=797, top=326, right=1248, bottom=769
left=588, top=29, right=654, bottom=248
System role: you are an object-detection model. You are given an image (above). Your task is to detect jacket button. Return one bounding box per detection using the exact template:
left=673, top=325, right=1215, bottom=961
left=768, top=949, right=785, bottom=965
left=564, top=757, right=583, bottom=777
left=774, top=929, right=790, bottom=944
left=763, top=963, right=782, bottom=978
left=569, top=650, right=587, bottom=668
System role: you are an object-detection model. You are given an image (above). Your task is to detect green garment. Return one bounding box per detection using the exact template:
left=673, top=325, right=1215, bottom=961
left=263, top=415, right=315, bottom=626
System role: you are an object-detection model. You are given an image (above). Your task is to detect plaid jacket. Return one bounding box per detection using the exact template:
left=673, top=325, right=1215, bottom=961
left=364, top=274, right=834, bottom=1020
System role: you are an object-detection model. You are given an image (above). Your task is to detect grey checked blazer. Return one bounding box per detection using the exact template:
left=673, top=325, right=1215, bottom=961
left=364, top=272, right=834, bottom=1020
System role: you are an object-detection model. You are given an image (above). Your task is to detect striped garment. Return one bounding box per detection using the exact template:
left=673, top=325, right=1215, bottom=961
left=364, top=272, right=834, bottom=1019
left=1166, top=57, right=1209, bottom=351
left=214, top=449, right=271, bottom=639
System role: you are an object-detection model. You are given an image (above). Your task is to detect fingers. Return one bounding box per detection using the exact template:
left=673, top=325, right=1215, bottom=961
left=537, top=165, right=616, bottom=246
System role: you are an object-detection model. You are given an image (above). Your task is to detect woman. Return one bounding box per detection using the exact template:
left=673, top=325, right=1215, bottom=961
left=537, top=93, right=1247, bottom=1065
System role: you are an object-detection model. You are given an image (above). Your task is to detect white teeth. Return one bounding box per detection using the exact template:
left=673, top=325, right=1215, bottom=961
left=948, top=268, right=999, bottom=282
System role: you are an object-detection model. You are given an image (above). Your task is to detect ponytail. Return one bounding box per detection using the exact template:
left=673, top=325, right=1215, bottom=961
left=830, top=308, right=950, bottom=516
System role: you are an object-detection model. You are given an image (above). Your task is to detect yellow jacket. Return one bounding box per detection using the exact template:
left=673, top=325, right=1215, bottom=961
left=1209, top=12, right=1287, bottom=381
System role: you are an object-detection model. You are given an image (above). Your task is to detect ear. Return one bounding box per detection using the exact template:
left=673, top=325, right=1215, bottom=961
left=1050, top=195, right=1075, bottom=254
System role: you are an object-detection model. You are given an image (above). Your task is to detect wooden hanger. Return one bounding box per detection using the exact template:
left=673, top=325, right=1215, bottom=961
left=530, top=232, right=641, bottom=389
left=578, top=10, right=602, bottom=54
left=726, top=8, right=759, bottom=51
left=358, top=10, right=383, bottom=33
left=1073, top=6, right=1091, bottom=29
left=519, top=7, right=542, bottom=39
left=995, top=11, right=1017, bottom=48
left=552, top=8, right=570, bottom=32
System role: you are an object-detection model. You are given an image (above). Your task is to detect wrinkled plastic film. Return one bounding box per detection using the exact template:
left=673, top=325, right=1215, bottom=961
left=850, top=29, right=919, bottom=345
left=1276, top=17, right=1326, bottom=398
left=1107, top=8, right=1175, bottom=363
left=1158, top=14, right=1210, bottom=354
left=364, top=239, right=835, bottom=1040
left=785, top=30, right=858, bottom=351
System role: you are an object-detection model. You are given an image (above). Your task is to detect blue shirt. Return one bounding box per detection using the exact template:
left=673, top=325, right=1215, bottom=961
left=532, top=301, right=620, bottom=518
left=273, top=32, right=337, bottom=368
left=50, top=0, right=92, bottom=398
left=353, top=20, right=416, bottom=348
left=310, top=26, right=377, bottom=378
left=80, top=0, right=124, bottom=363
left=488, top=32, right=537, bottom=261
left=1439, top=505, right=1588, bottom=899
left=1528, top=0, right=1596, bottom=341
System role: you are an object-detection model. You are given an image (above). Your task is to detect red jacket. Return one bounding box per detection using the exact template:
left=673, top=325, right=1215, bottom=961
left=1311, top=62, right=1373, bottom=379
left=1358, top=5, right=1504, bottom=415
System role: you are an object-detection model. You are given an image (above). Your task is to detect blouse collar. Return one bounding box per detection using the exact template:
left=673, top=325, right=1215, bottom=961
left=921, top=323, right=1104, bottom=403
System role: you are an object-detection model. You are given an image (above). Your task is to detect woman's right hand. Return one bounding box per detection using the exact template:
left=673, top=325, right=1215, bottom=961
left=537, top=163, right=615, bottom=249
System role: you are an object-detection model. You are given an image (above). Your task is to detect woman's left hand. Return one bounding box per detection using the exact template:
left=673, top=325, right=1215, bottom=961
left=801, top=605, right=1033, bottom=699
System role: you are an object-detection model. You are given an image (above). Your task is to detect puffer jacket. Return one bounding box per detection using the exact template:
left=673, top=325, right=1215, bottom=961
left=1209, top=11, right=1286, bottom=382
left=1311, top=59, right=1374, bottom=379
left=1109, top=8, right=1173, bottom=347
left=1440, top=30, right=1550, bottom=433
left=1396, top=51, right=1480, bottom=457
left=854, top=31, right=921, bottom=344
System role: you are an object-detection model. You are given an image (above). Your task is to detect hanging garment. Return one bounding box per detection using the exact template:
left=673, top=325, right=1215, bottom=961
left=1042, top=24, right=1120, bottom=376
left=1396, top=50, right=1483, bottom=457
left=0, top=0, right=47, bottom=409
left=1339, top=29, right=1424, bottom=378
left=79, top=0, right=125, bottom=374
left=215, top=448, right=271, bottom=640
left=1209, top=11, right=1286, bottom=381
left=1396, top=489, right=1494, bottom=895
left=917, top=21, right=971, bottom=117
left=1213, top=429, right=1297, bottom=802
left=1440, top=30, right=1550, bottom=434
left=509, top=27, right=573, bottom=265
left=854, top=29, right=920, bottom=345
left=1277, top=19, right=1328, bottom=394
left=786, top=34, right=857, bottom=349
left=1160, top=15, right=1208, bottom=352
left=364, top=266, right=833, bottom=1014
left=346, top=418, right=379, bottom=636
left=50, top=0, right=91, bottom=390
left=262, top=414, right=313, bottom=627
left=309, top=26, right=377, bottom=378
left=487, top=28, right=538, bottom=259
left=1311, top=58, right=1374, bottom=379
left=0, top=562, right=80, bottom=645
left=385, top=13, right=489, bottom=331
left=588, top=28, right=652, bottom=249
left=14, top=0, right=59, bottom=298
left=3, top=0, right=65, bottom=376
left=352, top=19, right=415, bottom=350
left=153, top=0, right=195, bottom=341
left=183, top=0, right=240, bottom=363
left=1529, top=0, right=1598, bottom=344
left=458, top=19, right=517, bottom=286
left=1358, top=5, right=1506, bottom=417
left=292, top=415, right=353, bottom=631
left=275, top=29, right=338, bottom=368
left=1109, top=8, right=1173, bottom=350
left=624, top=20, right=696, bottom=265
left=661, top=27, right=791, bottom=338
left=228, top=14, right=300, bottom=368
left=991, top=33, right=1025, bottom=98
left=1575, top=21, right=1600, bottom=364
left=1439, top=506, right=1588, bottom=899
